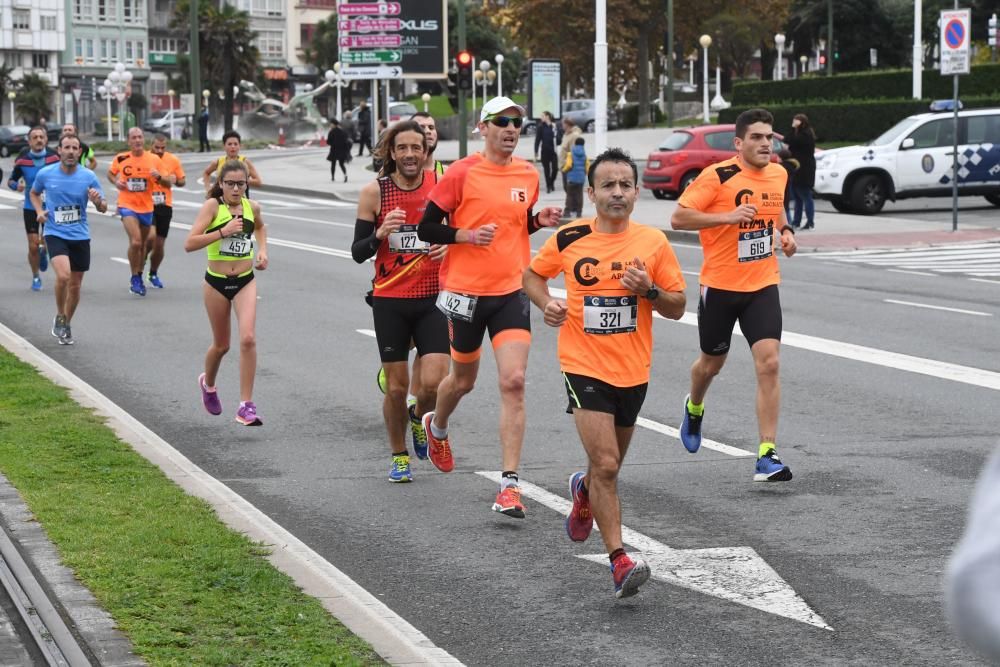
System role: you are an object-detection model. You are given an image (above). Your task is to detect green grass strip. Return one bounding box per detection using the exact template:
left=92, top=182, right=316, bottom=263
left=0, top=348, right=384, bottom=667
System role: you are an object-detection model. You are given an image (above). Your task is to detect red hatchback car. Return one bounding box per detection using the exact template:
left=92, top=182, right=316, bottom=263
left=642, top=124, right=786, bottom=199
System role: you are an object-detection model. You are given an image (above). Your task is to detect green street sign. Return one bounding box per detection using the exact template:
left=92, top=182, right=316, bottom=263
left=340, top=50, right=402, bottom=64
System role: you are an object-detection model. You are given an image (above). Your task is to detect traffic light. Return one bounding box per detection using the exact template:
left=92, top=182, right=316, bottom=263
left=819, top=54, right=827, bottom=66
left=446, top=62, right=460, bottom=112
left=457, top=50, right=473, bottom=90
left=834, top=41, right=840, bottom=61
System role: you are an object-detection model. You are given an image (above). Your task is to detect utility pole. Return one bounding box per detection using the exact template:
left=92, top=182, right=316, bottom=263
left=666, top=0, right=674, bottom=127
left=190, top=0, right=201, bottom=104
left=457, top=1, right=468, bottom=158
left=826, top=0, right=834, bottom=76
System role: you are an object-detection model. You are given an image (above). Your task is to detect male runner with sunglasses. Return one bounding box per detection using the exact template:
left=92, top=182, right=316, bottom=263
left=417, top=96, right=562, bottom=518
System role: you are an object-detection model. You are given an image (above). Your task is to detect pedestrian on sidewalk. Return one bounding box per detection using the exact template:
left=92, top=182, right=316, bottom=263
left=534, top=111, right=558, bottom=193
left=341, top=110, right=357, bottom=147
left=356, top=101, right=373, bottom=157
left=184, top=159, right=269, bottom=427
left=559, top=118, right=582, bottom=192
left=524, top=147, right=686, bottom=598
left=561, top=136, right=589, bottom=219
left=671, top=108, right=798, bottom=483
left=786, top=113, right=816, bottom=230
left=30, top=134, right=108, bottom=346
left=326, top=118, right=352, bottom=182
left=777, top=149, right=799, bottom=225
left=198, top=105, right=211, bottom=152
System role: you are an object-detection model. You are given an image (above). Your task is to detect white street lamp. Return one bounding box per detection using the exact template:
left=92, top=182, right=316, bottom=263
left=699, top=34, right=712, bottom=123
left=710, top=57, right=729, bottom=111
left=799, top=54, right=808, bottom=77
left=774, top=33, right=786, bottom=81
left=330, top=63, right=346, bottom=121
left=479, top=60, right=492, bottom=104
left=494, top=53, right=505, bottom=97
left=167, top=89, right=176, bottom=140
left=421, top=92, right=431, bottom=112
left=7, top=91, right=15, bottom=125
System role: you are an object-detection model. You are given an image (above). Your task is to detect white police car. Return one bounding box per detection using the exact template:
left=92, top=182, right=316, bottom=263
left=814, top=107, right=1000, bottom=214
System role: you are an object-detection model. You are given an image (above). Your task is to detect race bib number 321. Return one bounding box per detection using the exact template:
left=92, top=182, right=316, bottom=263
left=582, top=295, right=637, bottom=335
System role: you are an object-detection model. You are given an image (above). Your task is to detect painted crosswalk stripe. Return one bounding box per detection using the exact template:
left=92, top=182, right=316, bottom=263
left=806, top=242, right=1000, bottom=279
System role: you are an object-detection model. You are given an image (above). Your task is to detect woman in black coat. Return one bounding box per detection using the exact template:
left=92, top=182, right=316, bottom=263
left=786, top=113, right=816, bottom=229
left=326, top=118, right=352, bottom=182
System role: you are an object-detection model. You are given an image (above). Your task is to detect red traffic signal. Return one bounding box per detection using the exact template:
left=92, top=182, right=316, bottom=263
left=457, top=50, right=473, bottom=90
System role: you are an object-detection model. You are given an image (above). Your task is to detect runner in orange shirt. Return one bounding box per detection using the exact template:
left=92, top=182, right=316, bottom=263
left=145, top=133, right=187, bottom=288
left=107, top=127, right=168, bottom=296
left=524, top=147, right=686, bottom=598
left=670, top=108, right=798, bottom=481
left=416, top=96, right=562, bottom=518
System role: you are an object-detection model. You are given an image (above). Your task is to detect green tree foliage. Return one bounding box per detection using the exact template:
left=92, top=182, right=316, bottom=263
left=449, top=2, right=524, bottom=94
left=173, top=1, right=259, bottom=132
left=14, top=74, right=52, bottom=124
left=0, top=62, right=15, bottom=125
left=302, top=16, right=339, bottom=72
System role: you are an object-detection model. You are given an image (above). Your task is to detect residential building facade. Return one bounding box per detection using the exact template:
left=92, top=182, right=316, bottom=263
left=289, top=0, right=335, bottom=96
left=0, top=0, right=65, bottom=124
left=147, top=0, right=187, bottom=113
left=226, top=0, right=291, bottom=100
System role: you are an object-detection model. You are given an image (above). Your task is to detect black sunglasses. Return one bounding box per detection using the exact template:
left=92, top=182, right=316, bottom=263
left=486, top=115, right=523, bottom=129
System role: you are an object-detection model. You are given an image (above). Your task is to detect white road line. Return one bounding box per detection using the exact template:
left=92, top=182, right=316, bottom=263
left=110, top=257, right=129, bottom=265
left=0, top=322, right=462, bottom=666
left=886, top=268, right=935, bottom=277
left=884, top=299, right=991, bottom=317
left=475, top=471, right=831, bottom=630
left=681, top=270, right=699, bottom=276
left=354, top=329, right=754, bottom=458
left=970, top=277, right=1000, bottom=285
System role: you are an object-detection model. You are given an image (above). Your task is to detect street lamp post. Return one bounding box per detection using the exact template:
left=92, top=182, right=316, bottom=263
left=421, top=92, right=431, bottom=112
left=479, top=60, right=492, bottom=105
left=6, top=91, right=14, bottom=125
left=167, top=89, right=176, bottom=139
left=699, top=34, right=712, bottom=124
left=799, top=54, right=808, bottom=77
left=774, top=34, right=786, bottom=81
left=494, top=53, right=504, bottom=97
left=329, top=64, right=345, bottom=120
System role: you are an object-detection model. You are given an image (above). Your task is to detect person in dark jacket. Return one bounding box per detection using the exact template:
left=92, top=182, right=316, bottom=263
left=785, top=113, right=816, bottom=229
left=561, top=136, right=589, bottom=218
left=534, top=111, right=558, bottom=193
left=356, top=101, right=372, bottom=157
left=198, top=105, right=211, bottom=152
left=326, top=118, right=352, bottom=182
left=777, top=149, right=799, bottom=224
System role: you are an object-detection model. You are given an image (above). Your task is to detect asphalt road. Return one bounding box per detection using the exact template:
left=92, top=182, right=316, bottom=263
left=0, top=167, right=997, bottom=665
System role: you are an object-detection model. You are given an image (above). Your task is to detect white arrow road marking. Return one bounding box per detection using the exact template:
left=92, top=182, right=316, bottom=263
left=353, top=330, right=755, bottom=458
left=476, top=471, right=832, bottom=631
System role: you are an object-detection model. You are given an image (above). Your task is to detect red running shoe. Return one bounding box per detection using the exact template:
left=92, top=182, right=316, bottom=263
left=421, top=411, right=454, bottom=472
left=611, top=552, right=650, bottom=599
left=565, top=472, right=593, bottom=542
left=492, top=485, right=525, bottom=518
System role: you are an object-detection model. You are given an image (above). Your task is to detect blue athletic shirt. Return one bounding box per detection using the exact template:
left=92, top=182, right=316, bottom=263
left=8, top=147, right=60, bottom=209
left=31, top=164, right=104, bottom=241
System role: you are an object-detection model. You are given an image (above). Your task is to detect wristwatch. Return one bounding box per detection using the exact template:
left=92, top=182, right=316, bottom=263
left=644, top=285, right=659, bottom=301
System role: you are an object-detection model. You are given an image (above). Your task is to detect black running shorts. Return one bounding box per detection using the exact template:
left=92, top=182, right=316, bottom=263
left=44, top=235, right=91, bottom=272
left=23, top=208, right=39, bottom=235
left=446, top=289, right=531, bottom=362
left=372, top=295, right=449, bottom=363
left=697, top=284, right=782, bottom=355
left=563, top=372, right=648, bottom=428
left=153, top=204, right=173, bottom=238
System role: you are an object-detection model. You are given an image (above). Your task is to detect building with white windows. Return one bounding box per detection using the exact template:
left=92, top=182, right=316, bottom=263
left=223, top=0, right=290, bottom=99
left=0, top=0, right=65, bottom=124
left=59, top=0, right=150, bottom=133
left=288, top=0, right=336, bottom=95
left=146, top=0, right=187, bottom=113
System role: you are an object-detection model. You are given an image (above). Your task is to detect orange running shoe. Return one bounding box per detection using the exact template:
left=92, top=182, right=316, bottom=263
left=421, top=411, right=454, bottom=472
left=492, top=485, right=525, bottom=519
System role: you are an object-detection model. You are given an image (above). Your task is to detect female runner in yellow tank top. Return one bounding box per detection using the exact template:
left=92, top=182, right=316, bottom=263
left=184, top=159, right=269, bottom=425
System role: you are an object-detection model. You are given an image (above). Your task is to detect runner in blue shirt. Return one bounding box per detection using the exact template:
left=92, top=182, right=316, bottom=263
left=7, top=126, right=60, bottom=291
left=29, top=134, right=108, bottom=345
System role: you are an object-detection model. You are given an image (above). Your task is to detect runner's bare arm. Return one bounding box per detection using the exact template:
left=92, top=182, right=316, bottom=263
left=202, top=162, right=217, bottom=191
left=251, top=200, right=268, bottom=270
left=523, top=267, right=568, bottom=327
left=28, top=189, right=46, bottom=223
left=184, top=199, right=224, bottom=252
left=527, top=206, right=562, bottom=233
left=671, top=203, right=756, bottom=230
left=245, top=159, right=262, bottom=187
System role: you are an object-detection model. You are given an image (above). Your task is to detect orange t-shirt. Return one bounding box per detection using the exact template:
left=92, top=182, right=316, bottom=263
left=428, top=153, right=539, bottom=296
left=530, top=219, right=686, bottom=387
left=677, top=156, right=788, bottom=292
left=108, top=150, right=164, bottom=213
left=150, top=151, right=185, bottom=208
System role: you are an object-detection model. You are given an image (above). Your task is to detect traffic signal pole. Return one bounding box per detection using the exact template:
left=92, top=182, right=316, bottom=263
left=457, top=1, right=468, bottom=158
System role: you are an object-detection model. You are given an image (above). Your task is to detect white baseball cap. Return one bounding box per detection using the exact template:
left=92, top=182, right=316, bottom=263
left=479, top=96, right=526, bottom=123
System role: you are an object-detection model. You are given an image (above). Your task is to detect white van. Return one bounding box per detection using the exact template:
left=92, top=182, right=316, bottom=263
left=813, top=107, right=1000, bottom=214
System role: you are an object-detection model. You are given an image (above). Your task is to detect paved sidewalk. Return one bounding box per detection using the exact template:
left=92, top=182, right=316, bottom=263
left=249, top=126, right=1000, bottom=252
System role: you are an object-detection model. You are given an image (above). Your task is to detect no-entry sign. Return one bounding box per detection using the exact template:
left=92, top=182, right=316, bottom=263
left=940, top=9, right=971, bottom=75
